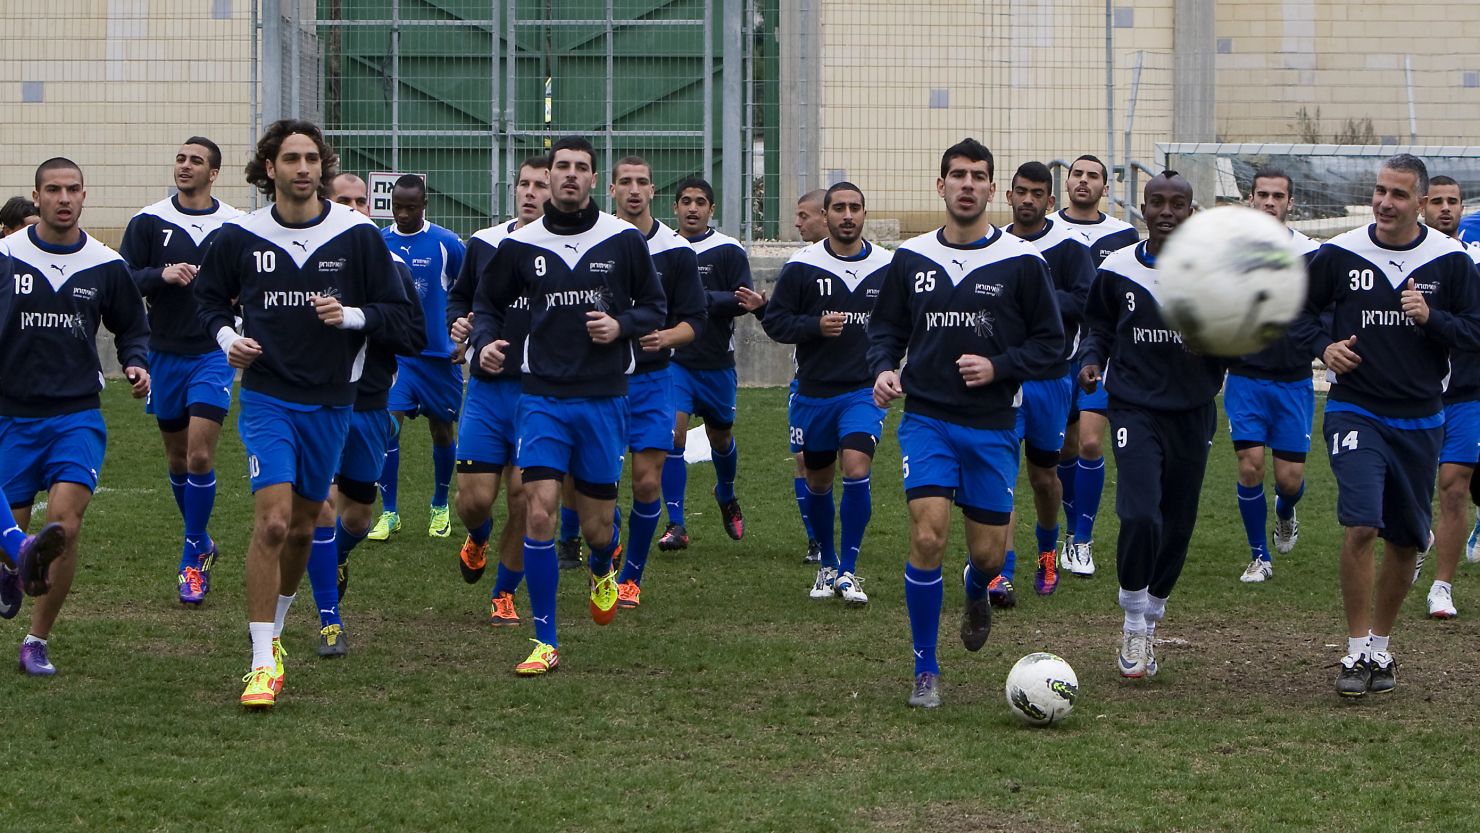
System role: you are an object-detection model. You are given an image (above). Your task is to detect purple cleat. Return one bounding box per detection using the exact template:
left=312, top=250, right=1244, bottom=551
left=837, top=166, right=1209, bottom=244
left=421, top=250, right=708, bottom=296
left=0, top=564, right=19, bottom=620
left=178, top=540, right=218, bottom=606
left=19, top=640, right=56, bottom=676
left=17, top=523, right=68, bottom=598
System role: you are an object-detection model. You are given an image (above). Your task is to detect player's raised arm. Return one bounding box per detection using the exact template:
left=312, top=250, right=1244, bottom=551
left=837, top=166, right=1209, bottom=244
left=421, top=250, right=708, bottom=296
left=611, top=230, right=666, bottom=338
left=1415, top=253, right=1480, bottom=350
left=339, top=225, right=413, bottom=336
left=1055, top=236, right=1096, bottom=326
left=470, top=237, right=523, bottom=354
left=118, top=213, right=171, bottom=296
left=986, top=256, right=1064, bottom=383
left=761, top=261, right=824, bottom=344
left=447, top=235, right=494, bottom=335
left=663, top=245, right=706, bottom=346
left=865, top=255, right=913, bottom=377
left=102, top=264, right=151, bottom=374
left=1074, top=267, right=1117, bottom=377
left=193, top=225, right=243, bottom=346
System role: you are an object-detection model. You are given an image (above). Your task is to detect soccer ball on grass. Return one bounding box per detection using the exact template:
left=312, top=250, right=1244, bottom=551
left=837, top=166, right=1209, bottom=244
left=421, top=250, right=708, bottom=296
left=1005, top=652, right=1078, bottom=727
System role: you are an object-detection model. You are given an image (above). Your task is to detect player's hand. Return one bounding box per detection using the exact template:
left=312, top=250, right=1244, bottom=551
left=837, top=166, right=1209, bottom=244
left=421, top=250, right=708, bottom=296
left=479, top=339, right=508, bottom=374
left=639, top=330, right=666, bottom=352
left=1323, top=335, right=1361, bottom=373
left=586, top=311, right=621, bottom=344
left=450, top=311, right=473, bottom=343
left=161, top=264, right=197, bottom=286
left=124, top=366, right=150, bottom=399
left=735, top=286, right=767, bottom=311
left=819, top=312, right=845, bottom=338
left=957, top=354, right=995, bottom=387
left=1401, top=278, right=1430, bottom=325
left=228, top=337, right=263, bottom=369
left=1077, top=363, right=1102, bottom=393
left=311, top=294, right=344, bottom=327
left=873, top=369, right=903, bottom=407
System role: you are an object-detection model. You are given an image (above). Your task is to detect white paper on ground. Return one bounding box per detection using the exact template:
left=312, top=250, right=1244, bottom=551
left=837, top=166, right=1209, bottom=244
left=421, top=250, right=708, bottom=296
left=683, top=425, right=712, bottom=464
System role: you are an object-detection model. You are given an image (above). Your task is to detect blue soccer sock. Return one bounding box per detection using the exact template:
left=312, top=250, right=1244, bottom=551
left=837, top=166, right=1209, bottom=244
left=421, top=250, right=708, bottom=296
left=0, top=501, right=26, bottom=561
left=1275, top=480, right=1305, bottom=521
left=663, top=450, right=687, bottom=526
left=492, top=562, right=525, bottom=596
left=964, top=560, right=991, bottom=601
left=618, top=499, right=663, bottom=586
left=431, top=442, right=455, bottom=508
left=468, top=518, right=493, bottom=547
left=588, top=523, right=621, bottom=575
left=904, top=563, right=943, bottom=676
left=180, top=470, right=217, bottom=570
left=524, top=537, right=558, bottom=646
left=168, top=470, right=188, bottom=518
left=794, top=476, right=816, bottom=541
left=1074, top=456, right=1106, bottom=542
left=306, top=526, right=341, bottom=628
left=839, top=476, right=871, bottom=575
left=1001, top=548, right=1016, bottom=583
left=336, top=518, right=369, bottom=563
left=1237, top=482, right=1270, bottom=561
left=805, top=485, right=837, bottom=568
left=1035, top=523, right=1059, bottom=556
left=1057, top=458, right=1077, bottom=526
left=378, top=442, right=400, bottom=514
left=559, top=505, right=581, bottom=541
left=712, top=439, right=738, bottom=504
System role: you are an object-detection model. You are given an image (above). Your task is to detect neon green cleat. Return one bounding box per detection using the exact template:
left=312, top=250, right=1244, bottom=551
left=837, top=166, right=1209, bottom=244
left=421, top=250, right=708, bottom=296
left=428, top=505, right=452, bottom=539
left=271, top=637, right=286, bottom=693
left=240, top=667, right=279, bottom=709
left=367, top=511, right=401, bottom=541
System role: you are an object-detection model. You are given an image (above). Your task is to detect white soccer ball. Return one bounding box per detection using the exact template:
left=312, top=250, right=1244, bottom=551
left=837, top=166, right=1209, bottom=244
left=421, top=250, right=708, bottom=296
left=1155, top=204, right=1309, bottom=357
left=1005, top=652, right=1078, bottom=726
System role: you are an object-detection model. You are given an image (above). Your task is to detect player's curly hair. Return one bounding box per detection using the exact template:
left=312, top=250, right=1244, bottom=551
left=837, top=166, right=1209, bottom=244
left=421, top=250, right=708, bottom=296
left=245, top=119, right=339, bottom=199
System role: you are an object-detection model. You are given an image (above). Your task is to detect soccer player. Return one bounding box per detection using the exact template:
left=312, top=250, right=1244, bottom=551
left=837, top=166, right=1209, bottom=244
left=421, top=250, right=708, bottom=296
left=660, top=177, right=765, bottom=550
left=369, top=175, right=467, bottom=541
left=1417, top=174, right=1480, bottom=618
left=764, top=181, right=892, bottom=604
left=867, top=139, right=1064, bottom=708
left=119, top=137, right=243, bottom=605
left=1055, top=155, right=1139, bottom=578
left=0, top=157, right=152, bottom=675
left=1289, top=154, right=1480, bottom=697
left=195, top=119, right=412, bottom=708
left=1001, top=161, right=1095, bottom=601
left=608, top=156, right=706, bottom=608
left=1077, top=171, right=1225, bottom=681
left=794, top=189, right=827, bottom=244
left=448, top=155, right=549, bottom=625
left=1225, top=167, right=1321, bottom=584
left=790, top=189, right=829, bottom=564
left=1, top=196, right=38, bottom=237
left=469, top=136, right=665, bottom=675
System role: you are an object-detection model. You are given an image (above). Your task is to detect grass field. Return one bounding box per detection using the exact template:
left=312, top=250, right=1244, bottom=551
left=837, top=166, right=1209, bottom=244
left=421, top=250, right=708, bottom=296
left=7, top=382, right=1480, bottom=832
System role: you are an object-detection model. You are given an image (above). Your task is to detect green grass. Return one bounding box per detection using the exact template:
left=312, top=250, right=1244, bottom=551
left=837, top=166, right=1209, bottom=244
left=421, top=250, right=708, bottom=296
left=7, top=382, right=1480, bottom=832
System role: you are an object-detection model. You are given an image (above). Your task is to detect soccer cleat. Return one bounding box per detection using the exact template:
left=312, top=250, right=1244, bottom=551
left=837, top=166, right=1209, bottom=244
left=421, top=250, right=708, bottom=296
left=367, top=511, right=401, bottom=542
left=716, top=493, right=745, bottom=541
left=178, top=566, right=206, bottom=605
left=834, top=571, right=868, bottom=605
left=803, top=539, right=821, bottom=565
left=318, top=624, right=348, bottom=658
left=809, top=566, right=837, bottom=599
left=14, top=522, right=67, bottom=598
left=960, top=593, right=993, bottom=652
left=589, top=568, right=619, bottom=625
left=239, top=666, right=278, bottom=708
left=987, top=575, right=1017, bottom=609
left=271, top=637, right=286, bottom=693
left=1144, top=628, right=1159, bottom=678
left=1273, top=511, right=1300, bottom=554
left=489, top=591, right=521, bottom=626
left=1428, top=583, right=1458, bottom=619
left=556, top=537, right=584, bottom=570
left=337, top=558, right=350, bottom=601
left=1034, top=551, right=1059, bottom=595
left=1118, top=630, right=1148, bottom=678
left=515, top=639, right=559, bottom=675
left=1240, top=557, right=1273, bottom=584
left=1335, top=654, right=1371, bottom=698
left=1057, top=534, right=1075, bottom=571
left=616, top=580, right=641, bottom=609
left=1468, top=523, right=1480, bottom=565
left=1412, top=531, right=1435, bottom=587
left=1069, top=540, right=1096, bottom=578
left=428, top=505, right=452, bottom=539
left=18, top=640, right=56, bottom=676
left=0, top=565, right=18, bottom=620
left=908, top=672, right=941, bottom=709
left=656, top=523, right=689, bottom=552
left=1367, top=651, right=1397, bottom=694
left=458, top=536, right=488, bottom=584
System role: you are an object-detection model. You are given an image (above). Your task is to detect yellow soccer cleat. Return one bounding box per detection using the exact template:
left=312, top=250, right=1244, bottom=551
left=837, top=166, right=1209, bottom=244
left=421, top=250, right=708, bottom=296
left=428, top=505, right=452, bottom=539
left=514, top=639, right=559, bottom=676
left=240, top=667, right=280, bottom=709
left=589, top=568, right=619, bottom=625
left=271, top=637, right=286, bottom=693
left=367, top=511, right=401, bottom=542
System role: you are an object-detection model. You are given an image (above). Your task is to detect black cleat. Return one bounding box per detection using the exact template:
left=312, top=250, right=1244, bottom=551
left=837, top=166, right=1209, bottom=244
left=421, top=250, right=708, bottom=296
left=803, top=539, right=821, bottom=565
left=961, top=594, right=993, bottom=652
left=1368, top=653, right=1397, bottom=695
left=657, top=523, right=689, bottom=552
left=987, top=576, right=1017, bottom=609
left=1336, top=655, right=1371, bottom=698
left=717, top=495, right=744, bottom=541
left=556, top=537, right=583, bottom=571
left=318, top=623, right=349, bottom=658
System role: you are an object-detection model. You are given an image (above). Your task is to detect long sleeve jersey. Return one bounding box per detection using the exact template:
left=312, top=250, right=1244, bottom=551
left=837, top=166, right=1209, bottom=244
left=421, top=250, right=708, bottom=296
left=1005, top=218, right=1096, bottom=377
left=1055, top=208, right=1140, bottom=266
left=1290, top=224, right=1480, bottom=418
left=469, top=203, right=666, bottom=398
left=636, top=219, right=707, bottom=375
left=866, top=226, right=1065, bottom=430
left=356, top=253, right=428, bottom=411
left=0, top=227, right=150, bottom=417
left=763, top=238, right=893, bottom=396
left=1077, top=241, right=1226, bottom=412
left=448, top=220, right=529, bottom=383
left=382, top=219, right=465, bottom=359
left=195, top=201, right=413, bottom=408
left=673, top=228, right=752, bottom=370
left=119, top=195, right=243, bottom=355
left=1227, top=228, right=1323, bottom=382
left=1445, top=245, right=1480, bottom=404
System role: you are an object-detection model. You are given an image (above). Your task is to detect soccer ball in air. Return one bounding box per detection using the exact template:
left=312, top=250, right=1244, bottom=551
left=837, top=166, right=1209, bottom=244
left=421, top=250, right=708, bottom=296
left=1155, top=205, right=1309, bottom=357
left=1004, top=652, right=1078, bottom=726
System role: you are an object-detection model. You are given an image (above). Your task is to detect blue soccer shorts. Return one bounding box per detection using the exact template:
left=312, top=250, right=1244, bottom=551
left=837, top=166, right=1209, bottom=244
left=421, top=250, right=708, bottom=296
left=1441, top=399, right=1480, bottom=465
left=516, top=394, right=627, bottom=485
left=1225, top=374, right=1315, bottom=454
left=1324, top=407, right=1441, bottom=549
left=672, top=364, right=737, bottom=428
left=0, top=409, right=107, bottom=506
left=145, top=349, right=235, bottom=423
left=458, top=376, right=522, bottom=469
left=338, top=408, right=397, bottom=485
left=627, top=367, right=677, bottom=453
left=388, top=355, right=465, bottom=423
left=1015, top=375, right=1073, bottom=459
left=1076, top=381, right=1109, bottom=413
left=897, top=412, right=1018, bottom=515
left=789, top=388, right=886, bottom=453
left=239, top=390, right=352, bottom=502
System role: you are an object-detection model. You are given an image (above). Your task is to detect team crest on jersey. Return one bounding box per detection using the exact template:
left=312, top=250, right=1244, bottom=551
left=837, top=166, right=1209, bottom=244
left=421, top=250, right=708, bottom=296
left=71, top=286, right=97, bottom=300
left=588, top=260, right=616, bottom=274
left=317, top=258, right=346, bottom=273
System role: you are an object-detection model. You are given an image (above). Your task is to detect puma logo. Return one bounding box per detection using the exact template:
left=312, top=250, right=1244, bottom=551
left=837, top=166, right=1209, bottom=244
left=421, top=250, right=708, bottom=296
left=564, top=243, right=581, bottom=253
left=48, top=264, right=67, bottom=276
left=950, top=258, right=967, bottom=271
left=190, top=223, right=204, bottom=233
left=399, top=245, right=412, bottom=254
left=1079, top=231, right=1092, bottom=242
left=844, top=269, right=858, bottom=280
left=1388, top=260, right=1406, bottom=273
left=291, top=240, right=308, bottom=252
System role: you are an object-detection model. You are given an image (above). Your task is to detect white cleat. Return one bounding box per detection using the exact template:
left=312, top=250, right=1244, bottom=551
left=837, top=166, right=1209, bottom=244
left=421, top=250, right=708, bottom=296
left=1118, top=629, right=1147, bottom=678
left=1144, top=627, right=1159, bottom=678
left=834, top=571, right=869, bottom=605
left=809, top=566, right=837, bottom=600
left=1467, top=524, right=1480, bottom=565
left=1428, top=583, right=1458, bottom=619
left=1240, top=557, right=1273, bottom=583
left=1272, top=511, right=1299, bottom=554
left=1069, top=540, right=1096, bottom=577
left=1057, top=534, right=1075, bottom=570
